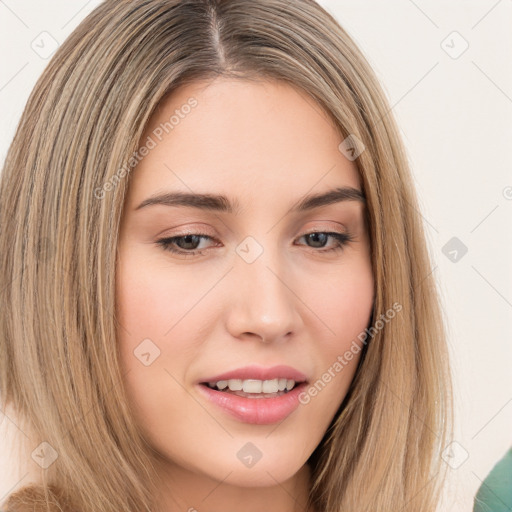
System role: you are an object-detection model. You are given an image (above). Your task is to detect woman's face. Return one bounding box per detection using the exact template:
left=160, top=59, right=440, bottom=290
left=116, top=77, right=374, bottom=502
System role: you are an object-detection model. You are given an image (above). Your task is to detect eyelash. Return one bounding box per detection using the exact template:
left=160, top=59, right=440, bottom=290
left=155, top=230, right=355, bottom=257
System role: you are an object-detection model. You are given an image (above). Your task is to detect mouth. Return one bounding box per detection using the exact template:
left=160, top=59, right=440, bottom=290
left=195, top=364, right=309, bottom=424
left=199, top=377, right=303, bottom=399
left=196, top=377, right=309, bottom=424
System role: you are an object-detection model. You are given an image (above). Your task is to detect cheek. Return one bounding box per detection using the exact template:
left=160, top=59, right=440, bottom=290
left=290, top=258, right=374, bottom=424
left=116, top=246, right=206, bottom=340
left=305, top=257, right=374, bottom=347
left=115, top=248, right=214, bottom=436
left=115, top=260, right=200, bottom=455
left=116, top=261, right=175, bottom=335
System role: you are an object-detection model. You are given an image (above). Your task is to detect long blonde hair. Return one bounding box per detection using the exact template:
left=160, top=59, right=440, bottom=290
left=0, top=0, right=453, bottom=510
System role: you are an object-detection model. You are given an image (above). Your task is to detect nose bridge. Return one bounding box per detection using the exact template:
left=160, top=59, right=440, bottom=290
left=226, top=234, right=299, bottom=341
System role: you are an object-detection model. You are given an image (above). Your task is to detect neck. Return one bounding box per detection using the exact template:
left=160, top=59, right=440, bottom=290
left=152, top=458, right=315, bottom=512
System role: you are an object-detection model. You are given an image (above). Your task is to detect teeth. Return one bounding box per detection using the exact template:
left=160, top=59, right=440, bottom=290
left=228, top=379, right=243, bottom=391
left=207, top=378, right=297, bottom=393
left=262, top=379, right=279, bottom=393
left=243, top=379, right=262, bottom=393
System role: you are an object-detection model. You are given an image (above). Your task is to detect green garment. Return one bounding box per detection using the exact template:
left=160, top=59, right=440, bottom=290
left=473, top=447, right=512, bottom=512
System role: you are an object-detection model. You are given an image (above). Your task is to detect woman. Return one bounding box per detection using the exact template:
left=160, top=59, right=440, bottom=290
left=0, top=1, right=453, bottom=510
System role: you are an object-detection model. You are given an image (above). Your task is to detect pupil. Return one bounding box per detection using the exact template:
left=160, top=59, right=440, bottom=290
left=307, top=233, right=327, bottom=248
left=178, top=235, right=200, bottom=250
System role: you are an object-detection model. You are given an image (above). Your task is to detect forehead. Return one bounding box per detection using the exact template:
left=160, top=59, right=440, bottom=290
left=126, top=77, right=362, bottom=207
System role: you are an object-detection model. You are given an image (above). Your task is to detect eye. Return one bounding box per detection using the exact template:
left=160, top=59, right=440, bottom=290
left=295, top=231, right=354, bottom=253
left=156, top=233, right=216, bottom=257
left=155, top=230, right=354, bottom=257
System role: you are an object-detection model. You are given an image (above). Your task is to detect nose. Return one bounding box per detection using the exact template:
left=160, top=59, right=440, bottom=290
left=224, top=246, right=301, bottom=344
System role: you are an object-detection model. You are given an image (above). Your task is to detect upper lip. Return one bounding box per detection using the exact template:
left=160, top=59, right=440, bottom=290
left=199, top=364, right=308, bottom=384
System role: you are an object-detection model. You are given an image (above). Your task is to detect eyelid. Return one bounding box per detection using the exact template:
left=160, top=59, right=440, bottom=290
left=159, top=223, right=348, bottom=244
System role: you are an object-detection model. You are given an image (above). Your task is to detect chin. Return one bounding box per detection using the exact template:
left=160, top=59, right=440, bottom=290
left=213, top=460, right=304, bottom=488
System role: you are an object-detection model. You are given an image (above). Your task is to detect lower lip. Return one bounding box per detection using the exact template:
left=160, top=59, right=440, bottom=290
left=196, top=382, right=307, bottom=425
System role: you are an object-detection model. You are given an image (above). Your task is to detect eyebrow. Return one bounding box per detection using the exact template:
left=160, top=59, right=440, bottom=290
left=134, top=186, right=365, bottom=214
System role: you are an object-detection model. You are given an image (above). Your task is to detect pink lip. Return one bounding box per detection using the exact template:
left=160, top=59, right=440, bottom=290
left=196, top=381, right=308, bottom=425
left=196, top=364, right=308, bottom=425
left=198, top=364, right=307, bottom=384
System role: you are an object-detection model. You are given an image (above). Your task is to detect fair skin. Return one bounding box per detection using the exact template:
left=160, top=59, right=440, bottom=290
left=115, top=77, right=374, bottom=512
